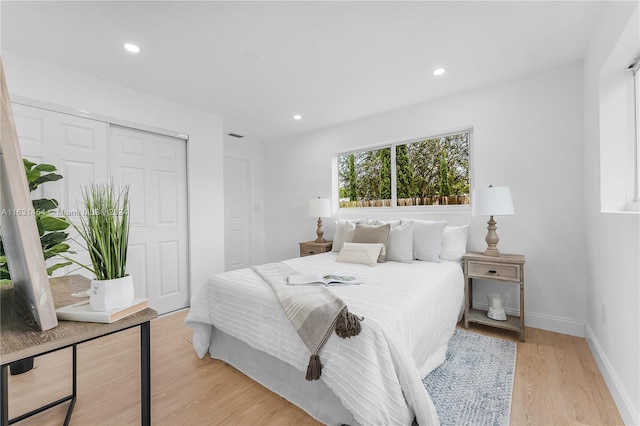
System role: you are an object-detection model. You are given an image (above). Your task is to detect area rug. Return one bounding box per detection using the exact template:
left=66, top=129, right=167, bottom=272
left=422, top=329, right=516, bottom=426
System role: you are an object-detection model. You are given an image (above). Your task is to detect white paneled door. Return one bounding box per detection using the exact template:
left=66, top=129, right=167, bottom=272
left=12, top=104, right=190, bottom=314
left=13, top=103, right=108, bottom=280
left=110, top=125, right=189, bottom=314
left=224, top=156, right=251, bottom=271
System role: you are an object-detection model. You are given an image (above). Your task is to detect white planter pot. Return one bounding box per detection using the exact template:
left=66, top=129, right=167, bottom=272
left=90, top=275, right=134, bottom=312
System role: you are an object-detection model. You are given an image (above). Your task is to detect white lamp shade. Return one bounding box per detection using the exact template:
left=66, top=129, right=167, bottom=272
left=308, top=198, right=331, bottom=217
left=471, top=186, right=515, bottom=217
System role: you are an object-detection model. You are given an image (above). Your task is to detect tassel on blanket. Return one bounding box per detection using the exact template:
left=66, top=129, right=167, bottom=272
left=306, top=354, right=322, bottom=381
left=335, top=307, right=363, bottom=339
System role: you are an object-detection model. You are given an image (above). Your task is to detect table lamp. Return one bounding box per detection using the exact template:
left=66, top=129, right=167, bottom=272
left=471, top=185, right=514, bottom=256
left=308, top=197, right=331, bottom=243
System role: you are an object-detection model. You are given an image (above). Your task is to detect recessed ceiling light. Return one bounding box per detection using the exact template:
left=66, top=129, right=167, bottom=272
left=433, top=68, right=446, bottom=76
left=293, top=114, right=302, bottom=120
left=124, top=43, right=140, bottom=53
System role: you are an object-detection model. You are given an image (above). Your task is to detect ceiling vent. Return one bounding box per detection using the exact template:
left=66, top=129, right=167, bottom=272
left=227, top=133, right=244, bottom=139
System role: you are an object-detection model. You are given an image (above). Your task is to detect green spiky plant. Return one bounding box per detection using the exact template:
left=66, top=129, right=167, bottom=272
left=67, top=181, right=130, bottom=281
left=0, top=159, right=74, bottom=285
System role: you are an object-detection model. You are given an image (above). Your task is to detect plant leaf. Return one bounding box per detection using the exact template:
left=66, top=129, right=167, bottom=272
left=46, top=262, right=72, bottom=275
left=35, top=216, right=45, bottom=236
left=33, top=163, right=57, bottom=172
left=23, top=158, right=36, bottom=171
left=32, top=173, right=63, bottom=188
left=38, top=215, right=71, bottom=232
left=26, top=169, right=41, bottom=183
left=43, top=243, right=71, bottom=259
left=40, top=231, right=69, bottom=249
left=32, top=198, right=58, bottom=211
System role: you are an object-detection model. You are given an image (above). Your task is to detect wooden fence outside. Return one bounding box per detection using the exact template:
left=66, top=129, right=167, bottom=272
left=339, top=194, right=469, bottom=208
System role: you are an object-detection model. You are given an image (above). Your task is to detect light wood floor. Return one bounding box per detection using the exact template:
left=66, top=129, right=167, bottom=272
left=7, top=310, right=623, bottom=425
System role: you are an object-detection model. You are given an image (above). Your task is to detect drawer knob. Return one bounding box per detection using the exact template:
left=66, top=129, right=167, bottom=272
left=488, top=270, right=497, bottom=274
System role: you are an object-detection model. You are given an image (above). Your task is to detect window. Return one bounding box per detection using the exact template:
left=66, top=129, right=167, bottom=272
left=338, top=146, right=392, bottom=208
left=598, top=12, right=638, bottom=212
left=337, top=130, right=470, bottom=209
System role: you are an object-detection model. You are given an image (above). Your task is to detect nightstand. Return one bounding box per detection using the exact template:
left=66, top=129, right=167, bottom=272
left=299, top=241, right=333, bottom=257
left=463, top=251, right=526, bottom=341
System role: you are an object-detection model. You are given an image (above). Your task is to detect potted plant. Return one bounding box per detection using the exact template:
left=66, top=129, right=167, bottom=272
left=0, top=159, right=75, bottom=374
left=69, top=181, right=133, bottom=311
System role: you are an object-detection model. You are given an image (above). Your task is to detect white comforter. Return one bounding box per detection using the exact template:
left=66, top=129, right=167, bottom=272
left=185, top=253, right=464, bottom=426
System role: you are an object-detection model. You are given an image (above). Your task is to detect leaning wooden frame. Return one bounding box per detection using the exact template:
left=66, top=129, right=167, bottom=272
left=0, top=57, right=57, bottom=331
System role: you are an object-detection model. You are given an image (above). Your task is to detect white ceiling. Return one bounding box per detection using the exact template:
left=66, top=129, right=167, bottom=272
left=1, top=1, right=606, bottom=143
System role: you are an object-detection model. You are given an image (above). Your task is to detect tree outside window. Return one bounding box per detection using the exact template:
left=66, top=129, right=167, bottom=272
left=338, top=147, right=392, bottom=208
left=337, top=131, right=470, bottom=208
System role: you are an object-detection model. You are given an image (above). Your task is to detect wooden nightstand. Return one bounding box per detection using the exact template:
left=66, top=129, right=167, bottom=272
left=299, top=241, right=333, bottom=257
left=463, top=251, right=526, bottom=341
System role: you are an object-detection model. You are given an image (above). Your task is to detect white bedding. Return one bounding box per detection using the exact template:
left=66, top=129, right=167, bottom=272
left=185, top=252, right=464, bottom=426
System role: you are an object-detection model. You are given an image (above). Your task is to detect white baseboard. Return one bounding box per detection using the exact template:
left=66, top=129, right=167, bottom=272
left=523, top=310, right=585, bottom=337
left=472, top=303, right=585, bottom=337
left=585, top=325, right=639, bottom=426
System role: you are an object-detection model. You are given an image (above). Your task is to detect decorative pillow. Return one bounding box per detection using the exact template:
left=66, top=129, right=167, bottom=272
left=352, top=223, right=391, bottom=262
left=336, top=243, right=383, bottom=267
left=440, top=224, right=470, bottom=262
left=332, top=219, right=367, bottom=252
left=401, top=219, right=447, bottom=262
left=386, top=222, right=413, bottom=263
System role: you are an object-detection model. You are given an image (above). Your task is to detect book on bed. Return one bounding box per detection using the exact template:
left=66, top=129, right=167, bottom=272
left=287, top=274, right=361, bottom=286
left=56, top=298, right=148, bottom=323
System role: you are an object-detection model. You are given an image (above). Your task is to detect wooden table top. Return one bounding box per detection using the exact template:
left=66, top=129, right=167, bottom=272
left=1, top=275, right=158, bottom=365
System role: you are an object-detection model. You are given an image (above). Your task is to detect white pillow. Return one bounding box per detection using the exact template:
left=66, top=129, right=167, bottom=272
left=336, top=243, right=383, bottom=267
left=333, top=221, right=354, bottom=252
left=386, top=222, right=413, bottom=263
left=440, top=224, right=470, bottom=262
left=402, top=219, right=447, bottom=262
left=373, top=219, right=401, bottom=227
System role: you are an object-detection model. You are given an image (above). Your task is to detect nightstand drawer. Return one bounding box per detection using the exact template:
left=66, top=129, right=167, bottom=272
left=300, top=246, right=320, bottom=256
left=467, top=261, right=520, bottom=281
left=299, top=241, right=333, bottom=257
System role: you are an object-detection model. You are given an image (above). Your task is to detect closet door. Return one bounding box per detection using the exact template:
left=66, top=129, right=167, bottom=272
left=109, top=125, right=189, bottom=314
left=13, top=104, right=190, bottom=314
left=12, top=103, right=108, bottom=279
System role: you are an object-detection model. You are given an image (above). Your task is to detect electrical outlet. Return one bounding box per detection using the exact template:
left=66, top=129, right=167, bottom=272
left=601, top=302, right=607, bottom=325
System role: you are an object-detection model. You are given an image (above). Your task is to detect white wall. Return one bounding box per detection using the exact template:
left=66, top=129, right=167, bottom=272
left=2, top=51, right=225, bottom=300
left=262, top=61, right=587, bottom=337
left=583, top=2, right=640, bottom=424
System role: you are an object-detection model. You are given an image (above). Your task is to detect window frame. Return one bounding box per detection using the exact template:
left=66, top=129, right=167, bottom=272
left=633, top=59, right=640, bottom=202
left=334, top=128, right=473, bottom=212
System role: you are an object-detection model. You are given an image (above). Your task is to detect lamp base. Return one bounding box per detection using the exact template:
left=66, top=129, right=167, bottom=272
left=314, top=217, right=325, bottom=243
left=483, top=247, right=500, bottom=257
left=484, top=215, right=501, bottom=256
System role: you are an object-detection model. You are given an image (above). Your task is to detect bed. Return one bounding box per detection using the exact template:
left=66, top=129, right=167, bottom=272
left=185, top=226, right=466, bottom=426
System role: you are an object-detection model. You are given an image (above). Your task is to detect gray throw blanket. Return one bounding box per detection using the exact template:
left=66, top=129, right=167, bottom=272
left=252, top=262, right=362, bottom=381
